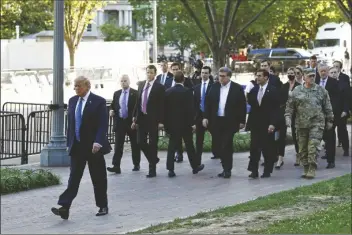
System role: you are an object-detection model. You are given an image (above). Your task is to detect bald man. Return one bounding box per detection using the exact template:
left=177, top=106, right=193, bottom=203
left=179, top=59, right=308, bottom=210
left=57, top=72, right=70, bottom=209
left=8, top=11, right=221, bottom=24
left=107, top=75, right=140, bottom=174
left=51, top=76, right=111, bottom=219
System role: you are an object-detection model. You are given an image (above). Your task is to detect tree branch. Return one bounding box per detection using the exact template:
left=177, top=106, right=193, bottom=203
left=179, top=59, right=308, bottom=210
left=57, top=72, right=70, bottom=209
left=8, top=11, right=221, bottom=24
left=234, top=0, right=277, bottom=38
left=220, top=0, right=241, bottom=48
left=179, top=0, right=212, bottom=48
left=219, top=0, right=232, bottom=47
left=208, top=0, right=219, bottom=39
left=335, top=0, right=351, bottom=20
left=203, top=0, right=218, bottom=47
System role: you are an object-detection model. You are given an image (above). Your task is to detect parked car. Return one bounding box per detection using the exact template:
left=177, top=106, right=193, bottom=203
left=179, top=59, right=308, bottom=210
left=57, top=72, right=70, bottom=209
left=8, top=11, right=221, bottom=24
left=247, top=48, right=327, bottom=72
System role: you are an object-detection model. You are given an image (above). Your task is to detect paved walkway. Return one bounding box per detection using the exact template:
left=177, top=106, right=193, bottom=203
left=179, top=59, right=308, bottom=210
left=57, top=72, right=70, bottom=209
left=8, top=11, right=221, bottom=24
left=1, top=145, right=351, bottom=234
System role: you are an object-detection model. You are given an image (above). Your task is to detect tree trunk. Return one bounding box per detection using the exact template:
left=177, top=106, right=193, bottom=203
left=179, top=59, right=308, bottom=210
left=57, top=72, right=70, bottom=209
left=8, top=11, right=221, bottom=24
left=212, top=48, right=226, bottom=73
left=68, top=45, right=75, bottom=68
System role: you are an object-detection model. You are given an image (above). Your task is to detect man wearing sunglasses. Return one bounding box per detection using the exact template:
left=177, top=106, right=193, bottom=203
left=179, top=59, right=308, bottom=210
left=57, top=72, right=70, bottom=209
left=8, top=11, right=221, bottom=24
left=285, top=68, right=334, bottom=179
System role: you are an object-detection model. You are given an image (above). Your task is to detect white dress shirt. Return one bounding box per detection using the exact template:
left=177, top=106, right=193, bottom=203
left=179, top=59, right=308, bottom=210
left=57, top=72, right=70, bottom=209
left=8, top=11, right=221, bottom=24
left=257, top=82, right=268, bottom=103
left=217, top=82, right=231, bottom=116
left=320, top=77, right=327, bottom=88
left=119, top=88, right=130, bottom=118
left=160, top=73, right=168, bottom=84
left=171, top=79, right=175, bottom=87
left=141, top=79, right=155, bottom=111
left=75, top=90, right=91, bottom=115
left=244, top=81, right=255, bottom=94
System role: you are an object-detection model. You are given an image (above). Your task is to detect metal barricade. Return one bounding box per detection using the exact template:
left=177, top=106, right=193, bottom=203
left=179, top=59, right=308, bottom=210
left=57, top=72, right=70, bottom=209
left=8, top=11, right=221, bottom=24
left=2, top=102, right=50, bottom=121
left=0, top=112, right=27, bottom=164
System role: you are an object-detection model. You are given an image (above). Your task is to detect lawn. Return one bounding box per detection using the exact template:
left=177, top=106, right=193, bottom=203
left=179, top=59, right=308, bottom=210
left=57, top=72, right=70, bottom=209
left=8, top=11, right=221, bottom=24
left=0, top=168, right=61, bottom=195
left=130, top=174, right=352, bottom=234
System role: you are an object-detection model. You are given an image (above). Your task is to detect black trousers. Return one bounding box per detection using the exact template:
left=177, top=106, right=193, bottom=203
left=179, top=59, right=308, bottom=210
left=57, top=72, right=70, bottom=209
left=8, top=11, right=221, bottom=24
left=58, top=141, right=108, bottom=209
left=211, top=117, right=236, bottom=172
left=323, top=125, right=336, bottom=163
left=112, top=118, right=140, bottom=168
left=337, top=116, right=349, bottom=151
left=137, top=114, right=159, bottom=169
left=277, top=123, right=299, bottom=156
left=195, top=117, right=207, bottom=158
left=248, top=128, right=275, bottom=174
left=166, top=128, right=199, bottom=171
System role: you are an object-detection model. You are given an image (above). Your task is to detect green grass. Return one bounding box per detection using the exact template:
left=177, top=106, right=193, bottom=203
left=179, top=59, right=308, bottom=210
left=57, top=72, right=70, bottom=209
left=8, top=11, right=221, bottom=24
left=0, top=168, right=61, bottom=195
left=250, top=202, right=352, bottom=234
left=129, top=174, right=351, bottom=234
left=158, top=131, right=294, bottom=152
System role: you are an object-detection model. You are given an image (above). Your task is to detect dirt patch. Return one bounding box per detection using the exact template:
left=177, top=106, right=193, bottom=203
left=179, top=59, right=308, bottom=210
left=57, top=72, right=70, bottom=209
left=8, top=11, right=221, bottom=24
left=155, top=196, right=349, bottom=234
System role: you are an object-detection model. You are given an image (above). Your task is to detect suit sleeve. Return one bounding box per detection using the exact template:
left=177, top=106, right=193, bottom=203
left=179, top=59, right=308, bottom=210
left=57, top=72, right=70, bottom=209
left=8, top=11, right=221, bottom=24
left=186, top=89, right=196, bottom=126
left=111, top=91, right=117, bottom=112
left=237, top=86, right=247, bottom=124
left=95, top=98, right=108, bottom=145
left=66, top=98, right=71, bottom=147
left=323, top=90, right=334, bottom=123
left=132, top=86, right=141, bottom=123
left=270, top=89, right=280, bottom=128
left=203, top=88, right=212, bottom=120
left=158, top=86, right=166, bottom=124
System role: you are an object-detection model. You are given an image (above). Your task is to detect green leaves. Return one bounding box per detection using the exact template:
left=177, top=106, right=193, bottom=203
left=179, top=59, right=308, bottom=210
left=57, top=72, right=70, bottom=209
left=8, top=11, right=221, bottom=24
left=100, top=22, right=134, bottom=41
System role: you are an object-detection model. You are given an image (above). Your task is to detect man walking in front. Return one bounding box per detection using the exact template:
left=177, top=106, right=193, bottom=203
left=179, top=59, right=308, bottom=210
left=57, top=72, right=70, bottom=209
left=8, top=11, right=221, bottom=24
left=203, top=67, right=247, bottom=178
left=164, top=71, right=205, bottom=177
left=51, top=76, right=111, bottom=219
left=132, top=65, right=165, bottom=178
left=107, top=74, right=140, bottom=174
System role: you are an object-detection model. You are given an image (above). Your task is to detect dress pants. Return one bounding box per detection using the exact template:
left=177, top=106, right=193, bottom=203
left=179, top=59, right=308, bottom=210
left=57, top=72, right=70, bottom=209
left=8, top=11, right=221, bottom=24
left=58, top=140, right=108, bottom=208
left=137, top=114, right=159, bottom=169
left=248, top=128, right=275, bottom=174
left=211, top=117, right=236, bottom=172
left=337, top=116, right=349, bottom=152
left=166, top=128, right=199, bottom=171
left=112, top=118, right=140, bottom=168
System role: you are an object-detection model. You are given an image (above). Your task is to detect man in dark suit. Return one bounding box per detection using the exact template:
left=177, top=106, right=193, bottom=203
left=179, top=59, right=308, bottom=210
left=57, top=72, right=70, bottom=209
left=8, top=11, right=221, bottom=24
left=333, top=61, right=350, bottom=156
left=193, top=66, right=215, bottom=160
left=309, top=55, right=321, bottom=81
left=260, top=60, right=282, bottom=89
left=51, top=76, right=111, bottom=219
left=164, top=71, right=205, bottom=177
left=315, top=64, right=340, bottom=168
left=203, top=67, right=247, bottom=178
left=247, top=69, right=280, bottom=178
left=107, top=75, right=140, bottom=174
left=132, top=65, right=165, bottom=178
left=156, top=61, right=173, bottom=86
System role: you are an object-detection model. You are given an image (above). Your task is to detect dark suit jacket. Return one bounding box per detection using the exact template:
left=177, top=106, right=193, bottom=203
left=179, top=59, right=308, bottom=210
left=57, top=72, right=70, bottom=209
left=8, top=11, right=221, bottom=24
left=67, top=92, right=111, bottom=155
left=247, top=84, right=280, bottom=132
left=204, top=81, right=247, bottom=132
left=111, top=88, right=138, bottom=131
left=134, top=80, right=165, bottom=124
left=164, top=84, right=195, bottom=134
left=337, top=74, right=350, bottom=117
left=315, top=76, right=340, bottom=118
left=193, top=80, right=213, bottom=121
left=156, top=72, right=173, bottom=85
left=269, top=74, right=283, bottom=89
left=278, top=81, right=301, bottom=127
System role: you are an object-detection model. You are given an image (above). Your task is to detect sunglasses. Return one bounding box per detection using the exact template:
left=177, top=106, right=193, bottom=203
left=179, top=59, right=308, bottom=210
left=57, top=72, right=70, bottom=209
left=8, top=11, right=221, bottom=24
left=295, top=72, right=301, bottom=75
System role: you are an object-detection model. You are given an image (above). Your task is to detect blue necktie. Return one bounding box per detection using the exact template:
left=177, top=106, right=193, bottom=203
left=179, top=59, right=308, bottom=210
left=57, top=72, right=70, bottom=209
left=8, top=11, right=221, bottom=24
left=200, top=82, right=206, bottom=112
left=75, top=97, right=83, bottom=141
left=121, top=90, right=128, bottom=118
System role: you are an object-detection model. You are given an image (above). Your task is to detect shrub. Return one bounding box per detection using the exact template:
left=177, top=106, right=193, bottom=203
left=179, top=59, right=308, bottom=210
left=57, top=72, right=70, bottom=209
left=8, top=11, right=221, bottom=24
left=0, top=168, right=61, bottom=195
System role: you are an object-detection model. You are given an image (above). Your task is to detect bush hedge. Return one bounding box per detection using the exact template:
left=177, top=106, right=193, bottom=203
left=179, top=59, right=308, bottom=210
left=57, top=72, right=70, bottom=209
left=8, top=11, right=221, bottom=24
left=0, top=168, right=61, bottom=195
left=158, top=131, right=294, bottom=152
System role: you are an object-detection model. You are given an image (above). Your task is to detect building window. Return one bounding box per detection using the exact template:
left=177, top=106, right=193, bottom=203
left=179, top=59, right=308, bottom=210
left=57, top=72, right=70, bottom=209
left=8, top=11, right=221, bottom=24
left=87, top=24, right=92, bottom=32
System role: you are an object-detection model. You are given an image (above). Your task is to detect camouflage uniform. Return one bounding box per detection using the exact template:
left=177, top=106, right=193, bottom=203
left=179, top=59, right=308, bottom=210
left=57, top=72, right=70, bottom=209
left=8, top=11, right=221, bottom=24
left=285, top=83, right=334, bottom=178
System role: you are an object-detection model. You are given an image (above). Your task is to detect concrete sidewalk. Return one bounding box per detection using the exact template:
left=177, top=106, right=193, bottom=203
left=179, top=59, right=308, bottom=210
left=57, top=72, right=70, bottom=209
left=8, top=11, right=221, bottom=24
left=1, top=146, right=351, bottom=234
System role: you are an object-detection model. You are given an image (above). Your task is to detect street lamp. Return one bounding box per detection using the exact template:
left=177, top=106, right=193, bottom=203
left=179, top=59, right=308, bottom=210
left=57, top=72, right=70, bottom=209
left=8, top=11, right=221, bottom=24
left=40, top=0, right=69, bottom=166
left=152, top=0, right=157, bottom=63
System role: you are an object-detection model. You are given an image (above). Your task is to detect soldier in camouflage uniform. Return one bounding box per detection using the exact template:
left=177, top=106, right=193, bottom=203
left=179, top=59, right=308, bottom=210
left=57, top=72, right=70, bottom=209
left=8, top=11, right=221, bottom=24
left=285, top=68, right=334, bottom=179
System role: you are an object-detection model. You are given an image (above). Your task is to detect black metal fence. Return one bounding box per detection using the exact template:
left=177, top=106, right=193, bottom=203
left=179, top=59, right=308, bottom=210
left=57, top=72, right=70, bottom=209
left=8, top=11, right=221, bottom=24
left=0, top=101, right=165, bottom=164
left=0, top=112, right=27, bottom=164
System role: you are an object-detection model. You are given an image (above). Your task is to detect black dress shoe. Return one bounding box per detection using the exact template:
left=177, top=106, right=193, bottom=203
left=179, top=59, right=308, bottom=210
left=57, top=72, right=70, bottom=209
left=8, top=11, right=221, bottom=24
left=176, top=158, right=183, bottom=163
left=96, top=207, right=108, bottom=216
left=132, top=165, right=140, bottom=171
left=156, top=158, right=160, bottom=164
left=326, top=163, right=335, bottom=169
left=107, top=167, right=121, bottom=174
left=218, top=171, right=231, bottom=178
left=211, top=156, right=220, bottom=159
left=261, top=162, right=265, bottom=166
left=275, top=161, right=284, bottom=169
left=193, top=164, right=204, bottom=174
left=51, top=207, right=69, bottom=220
left=146, top=171, right=156, bottom=178
left=337, top=143, right=342, bottom=147
left=168, top=171, right=176, bottom=177
left=260, top=173, right=271, bottom=178
left=248, top=172, right=259, bottom=179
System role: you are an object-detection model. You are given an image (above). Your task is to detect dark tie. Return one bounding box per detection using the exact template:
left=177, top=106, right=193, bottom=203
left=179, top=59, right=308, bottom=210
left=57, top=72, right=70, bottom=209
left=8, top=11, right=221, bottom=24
left=200, top=82, right=206, bottom=112
left=121, top=90, right=128, bottom=118
left=75, top=97, right=83, bottom=141
left=142, top=83, right=150, bottom=113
